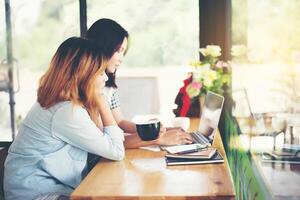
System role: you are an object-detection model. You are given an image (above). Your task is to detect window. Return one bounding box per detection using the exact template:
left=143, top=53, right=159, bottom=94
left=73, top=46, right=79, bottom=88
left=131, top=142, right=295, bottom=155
left=0, top=1, right=199, bottom=135
left=232, top=0, right=300, bottom=113
left=0, top=0, right=80, bottom=139
left=0, top=2, right=5, bottom=59
left=87, top=0, right=198, bottom=68
left=12, top=0, right=79, bottom=116
left=87, top=0, right=199, bottom=118
left=0, top=1, right=10, bottom=139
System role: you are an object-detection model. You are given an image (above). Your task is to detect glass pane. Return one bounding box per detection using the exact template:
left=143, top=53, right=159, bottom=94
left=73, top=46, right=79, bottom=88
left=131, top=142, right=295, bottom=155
left=87, top=0, right=198, bottom=118
left=12, top=0, right=79, bottom=72
left=0, top=1, right=10, bottom=140
left=87, top=0, right=198, bottom=68
left=0, top=0, right=80, bottom=138
left=0, top=1, right=6, bottom=59
left=232, top=0, right=300, bottom=113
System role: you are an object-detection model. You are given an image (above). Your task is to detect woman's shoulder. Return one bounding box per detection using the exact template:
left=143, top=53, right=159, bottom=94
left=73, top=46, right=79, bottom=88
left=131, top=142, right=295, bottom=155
left=53, top=101, right=86, bottom=115
left=51, top=101, right=91, bottom=129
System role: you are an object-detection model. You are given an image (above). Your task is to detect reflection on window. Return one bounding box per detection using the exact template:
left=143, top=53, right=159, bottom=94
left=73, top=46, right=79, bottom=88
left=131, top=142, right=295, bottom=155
left=12, top=0, right=79, bottom=72
left=87, top=0, right=198, bottom=119
left=0, top=2, right=5, bottom=59
left=0, top=0, right=80, bottom=138
left=1, top=1, right=199, bottom=135
left=87, top=0, right=198, bottom=68
left=0, top=2, right=10, bottom=139
left=232, top=0, right=300, bottom=113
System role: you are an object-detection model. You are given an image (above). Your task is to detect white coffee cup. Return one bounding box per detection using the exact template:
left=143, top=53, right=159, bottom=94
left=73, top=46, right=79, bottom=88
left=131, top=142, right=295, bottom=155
left=171, top=117, right=190, bottom=131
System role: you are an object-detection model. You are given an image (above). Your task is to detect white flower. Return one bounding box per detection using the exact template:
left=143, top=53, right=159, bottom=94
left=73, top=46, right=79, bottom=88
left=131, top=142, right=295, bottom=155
left=199, top=45, right=221, bottom=58
left=189, top=60, right=202, bottom=67
left=201, top=70, right=217, bottom=87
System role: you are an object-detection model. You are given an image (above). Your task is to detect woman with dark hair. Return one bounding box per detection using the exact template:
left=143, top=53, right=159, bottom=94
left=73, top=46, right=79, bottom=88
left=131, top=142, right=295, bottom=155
left=87, top=18, right=192, bottom=148
left=4, top=37, right=124, bottom=200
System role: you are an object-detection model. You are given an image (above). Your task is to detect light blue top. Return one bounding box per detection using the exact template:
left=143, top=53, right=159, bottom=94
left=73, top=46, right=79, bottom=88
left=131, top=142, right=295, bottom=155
left=4, top=101, right=124, bottom=200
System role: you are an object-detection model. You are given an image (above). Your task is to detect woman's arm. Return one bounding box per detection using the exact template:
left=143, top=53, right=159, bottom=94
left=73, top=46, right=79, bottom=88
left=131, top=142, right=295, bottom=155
left=111, top=105, right=184, bottom=134
left=106, top=89, right=192, bottom=148
left=52, top=101, right=125, bottom=161
left=98, top=95, right=118, bottom=126
left=111, top=107, right=137, bottom=133
left=124, top=128, right=192, bottom=149
left=124, top=134, right=159, bottom=149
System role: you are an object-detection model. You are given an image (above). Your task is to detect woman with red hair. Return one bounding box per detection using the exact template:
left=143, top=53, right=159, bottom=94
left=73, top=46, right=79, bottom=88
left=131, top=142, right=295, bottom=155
left=4, top=37, right=125, bottom=200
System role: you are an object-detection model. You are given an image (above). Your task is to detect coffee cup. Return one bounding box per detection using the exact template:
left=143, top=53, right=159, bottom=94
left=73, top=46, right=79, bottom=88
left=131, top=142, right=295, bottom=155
left=136, top=119, right=160, bottom=141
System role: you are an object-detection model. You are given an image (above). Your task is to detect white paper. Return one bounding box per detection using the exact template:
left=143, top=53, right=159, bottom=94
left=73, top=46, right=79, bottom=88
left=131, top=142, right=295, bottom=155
left=139, top=145, right=161, bottom=152
left=161, top=143, right=207, bottom=154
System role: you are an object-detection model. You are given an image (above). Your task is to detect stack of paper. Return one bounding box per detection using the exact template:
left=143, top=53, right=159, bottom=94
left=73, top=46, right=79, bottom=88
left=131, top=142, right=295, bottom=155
left=165, top=147, right=224, bottom=166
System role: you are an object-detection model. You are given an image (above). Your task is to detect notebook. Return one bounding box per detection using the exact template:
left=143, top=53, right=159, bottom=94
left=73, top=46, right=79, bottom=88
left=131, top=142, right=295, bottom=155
left=190, top=91, right=224, bottom=146
left=261, top=152, right=300, bottom=164
left=266, top=149, right=299, bottom=158
left=166, top=151, right=224, bottom=166
left=165, top=147, right=217, bottom=160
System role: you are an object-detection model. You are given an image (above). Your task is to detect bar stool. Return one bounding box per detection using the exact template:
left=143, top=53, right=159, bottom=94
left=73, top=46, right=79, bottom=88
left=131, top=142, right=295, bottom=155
left=232, top=88, right=287, bottom=151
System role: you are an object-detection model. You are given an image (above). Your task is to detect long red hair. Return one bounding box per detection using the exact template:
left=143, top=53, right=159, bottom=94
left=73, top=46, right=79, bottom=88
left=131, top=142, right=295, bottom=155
left=38, top=37, right=107, bottom=127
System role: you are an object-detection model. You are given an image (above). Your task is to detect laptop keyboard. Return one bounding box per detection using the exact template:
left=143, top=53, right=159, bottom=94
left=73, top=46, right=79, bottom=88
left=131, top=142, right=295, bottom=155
left=190, top=131, right=210, bottom=145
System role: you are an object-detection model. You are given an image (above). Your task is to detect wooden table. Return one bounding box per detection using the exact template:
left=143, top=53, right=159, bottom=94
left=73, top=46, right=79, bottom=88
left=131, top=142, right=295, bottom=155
left=252, top=153, right=300, bottom=199
left=71, top=118, right=235, bottom=200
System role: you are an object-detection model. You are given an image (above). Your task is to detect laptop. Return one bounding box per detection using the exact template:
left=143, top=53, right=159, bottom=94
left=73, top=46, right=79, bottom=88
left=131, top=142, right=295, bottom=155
left=160, top=91, right=224, bottom=154
left=190, top=91, right=224, bottom=146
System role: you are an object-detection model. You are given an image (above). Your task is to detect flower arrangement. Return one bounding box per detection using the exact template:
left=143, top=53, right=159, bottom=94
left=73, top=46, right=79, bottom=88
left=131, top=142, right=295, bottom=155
left=186, top=45, right=231, bottom=99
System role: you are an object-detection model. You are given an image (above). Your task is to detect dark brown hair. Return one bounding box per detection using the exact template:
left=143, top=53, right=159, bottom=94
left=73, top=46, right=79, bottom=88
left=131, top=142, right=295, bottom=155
left=87, top=18, right=129, bottom=88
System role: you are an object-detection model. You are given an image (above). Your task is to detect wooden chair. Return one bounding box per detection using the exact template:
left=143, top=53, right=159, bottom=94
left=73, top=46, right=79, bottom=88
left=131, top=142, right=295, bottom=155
left=116, top=76, right=160, bottom=119
left=0, top=147, right=8, bottom=200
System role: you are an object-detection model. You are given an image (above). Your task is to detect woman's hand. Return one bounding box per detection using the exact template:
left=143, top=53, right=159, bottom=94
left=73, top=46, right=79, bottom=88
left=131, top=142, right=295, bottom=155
left=156, top=128, right=193, bottom=146
left=166, top=127, right=185, bottom=131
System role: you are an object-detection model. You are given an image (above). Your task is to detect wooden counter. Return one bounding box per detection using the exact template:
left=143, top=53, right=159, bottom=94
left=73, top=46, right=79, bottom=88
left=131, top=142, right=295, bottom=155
left=71, top=118, right=235, bottom=200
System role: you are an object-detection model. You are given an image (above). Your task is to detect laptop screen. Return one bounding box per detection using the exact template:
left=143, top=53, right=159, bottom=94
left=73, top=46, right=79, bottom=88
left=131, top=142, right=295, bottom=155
left=198, top=91, right=224, bottom=144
